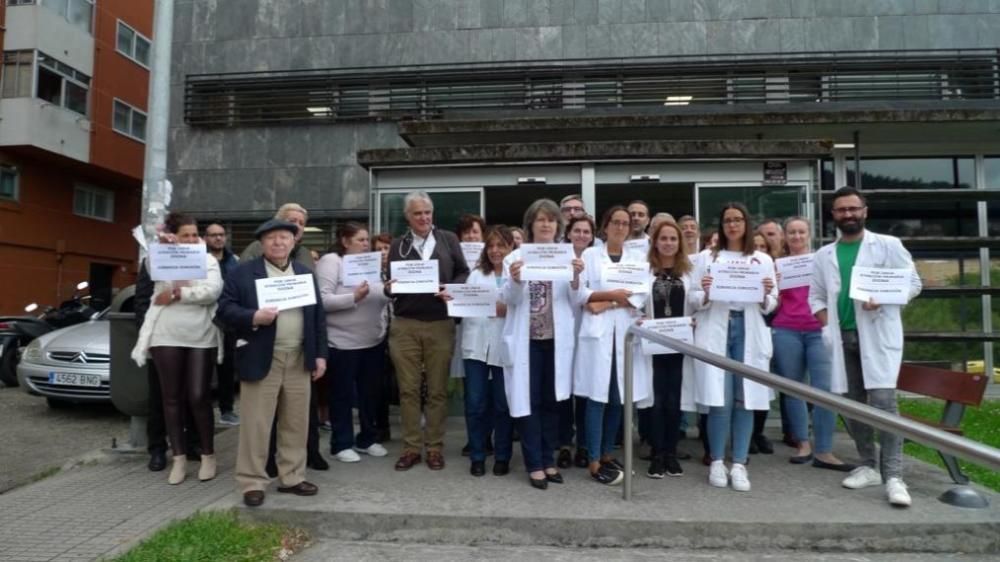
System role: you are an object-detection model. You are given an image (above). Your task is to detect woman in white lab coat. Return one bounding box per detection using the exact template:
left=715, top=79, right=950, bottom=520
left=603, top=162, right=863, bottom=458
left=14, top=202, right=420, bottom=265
left=689, top=203, right=777, bottom=493
left=500, top=199, right=585, bottom=490
left=460, top=226, right=515, bottom=477
left=575, top=206, right=651, bottom=486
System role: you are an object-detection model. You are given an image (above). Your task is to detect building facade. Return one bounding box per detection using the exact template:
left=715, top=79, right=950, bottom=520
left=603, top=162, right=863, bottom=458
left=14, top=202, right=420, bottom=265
left=0, top=0, right=151, bottom=314
left=169, top=2, right=998, bottom=369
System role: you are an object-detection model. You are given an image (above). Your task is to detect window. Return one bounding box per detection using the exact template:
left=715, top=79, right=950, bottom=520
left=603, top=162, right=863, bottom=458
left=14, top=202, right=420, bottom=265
left=116, top=21, right=151, bottom=67
left=986, top=157, right=1000, bottom=190
left=0, top=166, right=18, bottom=201
left=36, top=52, right=90, bottom=116
left=39, top=0, right=94, bottom=34
left=7, top=1, right=38, bottom=5
left=112, top=99, right=147, bottom=142
left=1, top=51, right=34, bottom=99
left=73, top=184, right=114, bottom=221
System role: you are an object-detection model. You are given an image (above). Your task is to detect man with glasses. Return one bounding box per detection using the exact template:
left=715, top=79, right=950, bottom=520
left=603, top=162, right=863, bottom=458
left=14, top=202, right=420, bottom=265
left=205, top=222, right=240, bottom=425
left=560, top=194, right=586, bottom=223
left=809, top=186, right=922, bottom=507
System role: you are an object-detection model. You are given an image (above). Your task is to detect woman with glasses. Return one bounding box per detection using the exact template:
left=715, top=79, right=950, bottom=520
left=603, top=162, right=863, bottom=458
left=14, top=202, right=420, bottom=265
left=500, top=199, right=584, bottom=490
left=556, top=215, right=598, bottom=469
left=575, top=206, right=652, bottom=486
left=689, top=203, right=777, bottom=492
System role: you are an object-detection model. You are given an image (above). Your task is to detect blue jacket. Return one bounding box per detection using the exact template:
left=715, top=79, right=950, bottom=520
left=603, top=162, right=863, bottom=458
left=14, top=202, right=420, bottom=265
left=215, top=247, right=240, bottom=281
left=215, top=257, right=328, bottom=382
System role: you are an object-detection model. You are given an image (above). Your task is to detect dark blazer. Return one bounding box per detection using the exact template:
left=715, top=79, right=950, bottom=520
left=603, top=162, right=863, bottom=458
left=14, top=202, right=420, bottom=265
left=216, top=257, right=328, bottom=382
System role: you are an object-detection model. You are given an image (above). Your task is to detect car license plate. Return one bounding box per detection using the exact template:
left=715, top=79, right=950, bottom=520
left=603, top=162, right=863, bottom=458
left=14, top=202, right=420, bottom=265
left=48, top=372, right=101, bottom=387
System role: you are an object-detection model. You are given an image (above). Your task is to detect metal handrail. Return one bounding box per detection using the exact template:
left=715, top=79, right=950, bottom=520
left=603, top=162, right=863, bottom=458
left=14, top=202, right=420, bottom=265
left=621, top=324, right=1000, bottom=501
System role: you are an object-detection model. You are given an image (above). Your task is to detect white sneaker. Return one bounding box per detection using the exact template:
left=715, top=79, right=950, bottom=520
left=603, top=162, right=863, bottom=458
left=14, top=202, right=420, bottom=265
left=729, top=463, right=750, bottom=492
left=886, top=478, right=912, bottom=507
left=842, top=466, right=882, bottom=489
left=335, top=449, right=362, bottom=463
left=708, top=460, right=728, bottom=488
left=354, top=443, right=388, bottom=457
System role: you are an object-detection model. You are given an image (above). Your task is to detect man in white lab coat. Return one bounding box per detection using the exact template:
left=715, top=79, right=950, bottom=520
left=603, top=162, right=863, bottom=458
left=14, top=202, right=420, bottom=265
left=809, top=186, right=922, bottom=508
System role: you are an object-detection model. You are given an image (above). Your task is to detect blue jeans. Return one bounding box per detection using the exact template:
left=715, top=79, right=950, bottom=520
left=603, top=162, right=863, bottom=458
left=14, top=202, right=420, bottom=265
left=772, top=328, right=835, bottom=454
left=585, top=352, right=623, bottom=463
left=463, top=359, right=514, bottom=463
left=327, top=344, right=382, bottom=454
left=518, top=340, right=559, bottom=472
left=707, top=312, right=754, bottom=465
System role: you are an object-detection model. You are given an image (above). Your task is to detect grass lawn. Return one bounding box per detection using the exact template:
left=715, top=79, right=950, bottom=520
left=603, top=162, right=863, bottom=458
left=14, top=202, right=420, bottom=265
left=112, top=510, right=308, bottom=562
left=898, top=398, right=1000, bottom=492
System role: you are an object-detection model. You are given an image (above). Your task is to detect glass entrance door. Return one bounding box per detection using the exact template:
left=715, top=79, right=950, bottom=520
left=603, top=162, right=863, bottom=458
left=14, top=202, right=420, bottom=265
left=695, top=184, right=809, bottom=230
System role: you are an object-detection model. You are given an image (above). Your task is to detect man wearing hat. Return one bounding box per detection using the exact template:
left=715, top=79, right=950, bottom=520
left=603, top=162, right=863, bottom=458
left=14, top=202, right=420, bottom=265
left=217, top=219, right=328, bottom=507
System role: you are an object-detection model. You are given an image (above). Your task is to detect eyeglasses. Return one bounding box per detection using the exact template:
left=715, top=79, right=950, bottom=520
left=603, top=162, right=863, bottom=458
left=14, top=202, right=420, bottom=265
left=561, top=206, right=585, bottom=214
left=722, top=218, right=745, bottom=225
left=609, top=220, right=631, bottom=228
left=832, top=206, right=866, bottom=215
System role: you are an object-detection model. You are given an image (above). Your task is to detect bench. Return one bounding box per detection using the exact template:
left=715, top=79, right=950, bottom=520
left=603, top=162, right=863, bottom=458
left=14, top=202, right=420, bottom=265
left=896, top=363, right=990, bottom=485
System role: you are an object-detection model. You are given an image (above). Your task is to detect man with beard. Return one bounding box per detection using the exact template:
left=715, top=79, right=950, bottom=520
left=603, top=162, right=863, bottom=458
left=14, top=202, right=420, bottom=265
left=809, top=187, right=922, bottom=507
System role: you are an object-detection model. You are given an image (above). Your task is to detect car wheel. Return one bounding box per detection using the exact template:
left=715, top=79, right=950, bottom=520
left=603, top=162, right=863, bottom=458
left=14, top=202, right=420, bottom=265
left=46, top=397, right=71, bottom=409
left=0, top=345, right=18, bottom=387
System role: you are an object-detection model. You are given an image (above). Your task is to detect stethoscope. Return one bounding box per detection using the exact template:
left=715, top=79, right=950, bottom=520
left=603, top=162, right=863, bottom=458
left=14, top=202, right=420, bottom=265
left=397, top=226, right=435, bottom=260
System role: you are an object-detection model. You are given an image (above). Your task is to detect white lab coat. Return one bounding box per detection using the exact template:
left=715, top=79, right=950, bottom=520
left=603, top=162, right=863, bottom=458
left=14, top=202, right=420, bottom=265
left=460, top=269, right=505, bottom=367
left=499, top=248, right=584, bottom=418
left=644, top=271, right=700, bottom=414
left=809, top=230, right=922, bottom=391
left=574, top=245, right=652, bottom=405
left=688, top=249, right=778, bottom=411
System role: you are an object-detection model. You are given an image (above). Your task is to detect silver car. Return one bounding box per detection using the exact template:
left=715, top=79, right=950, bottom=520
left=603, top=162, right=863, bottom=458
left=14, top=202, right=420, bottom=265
left=17, top=288, right=134, bottom=407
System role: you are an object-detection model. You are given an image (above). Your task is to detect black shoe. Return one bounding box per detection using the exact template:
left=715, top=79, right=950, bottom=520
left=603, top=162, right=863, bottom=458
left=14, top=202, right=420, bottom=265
left=493, top=460, right=510, bottom=476
left=812, top=458, right=857, bottom=472
left=646, top=458, right=666, bottom=479
left=529, top=476, right=548, bottom=490
left=664, top=456, right=683, bottom=477
left=470, top=461, right=486, bottom=477
left=557, top=448, right=572, bottom=469
left=462, top=443, right=471, bottom=457
left=307, top=454, right=330, bottom=471
left=604, top=458, right=625, bottom=472
left=790, top=453, right=813, bottom=464
left=545, top=471, right=564, bottom=484
left=266, top=459, right=278, bottom=479
left=573, top=448, right=589, bottom=468
left=676, top=450, right=692, bottom=461
left=591, top=464, right=623, bottom=486
left=148, top=450, right=167, bottom=472
left=754, top=434, right=774, bottom=455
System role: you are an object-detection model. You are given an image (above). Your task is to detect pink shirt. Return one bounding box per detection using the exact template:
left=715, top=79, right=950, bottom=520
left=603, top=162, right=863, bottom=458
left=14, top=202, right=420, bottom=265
left=772, top=285, right=822, bottom=332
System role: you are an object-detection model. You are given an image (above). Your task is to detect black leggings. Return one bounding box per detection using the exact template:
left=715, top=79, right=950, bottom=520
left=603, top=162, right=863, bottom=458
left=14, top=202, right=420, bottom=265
left=150, top=346, right=216, bottom=456
left=649, top=354, right=683, bottom=458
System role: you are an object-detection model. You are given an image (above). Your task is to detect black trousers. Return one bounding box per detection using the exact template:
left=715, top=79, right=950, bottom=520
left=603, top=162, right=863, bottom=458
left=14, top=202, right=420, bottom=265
left=146, top=360, right=199, bottom=454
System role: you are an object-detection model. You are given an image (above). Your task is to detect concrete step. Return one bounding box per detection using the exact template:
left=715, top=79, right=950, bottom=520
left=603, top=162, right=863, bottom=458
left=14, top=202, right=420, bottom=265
left=217, top=420, right=1000, bottom=554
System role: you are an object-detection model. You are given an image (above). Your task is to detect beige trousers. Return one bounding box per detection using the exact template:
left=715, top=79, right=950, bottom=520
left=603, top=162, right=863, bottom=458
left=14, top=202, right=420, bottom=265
left=235, top=348, right=311, bottom=493
left=389, top=317, right=455, bottom=455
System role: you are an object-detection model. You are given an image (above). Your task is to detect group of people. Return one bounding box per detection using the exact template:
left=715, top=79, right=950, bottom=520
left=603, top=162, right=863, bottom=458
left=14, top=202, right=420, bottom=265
left=130, top=185, right=921, bottom=509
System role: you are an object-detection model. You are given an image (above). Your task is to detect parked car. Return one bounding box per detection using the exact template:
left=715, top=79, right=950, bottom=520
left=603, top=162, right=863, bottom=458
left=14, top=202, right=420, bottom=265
left=17, top=287, right=135, bottom=408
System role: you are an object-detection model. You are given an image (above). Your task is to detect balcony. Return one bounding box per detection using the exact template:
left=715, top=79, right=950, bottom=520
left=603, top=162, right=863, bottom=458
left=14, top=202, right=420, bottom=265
left=0, top=97, right=91, bottom=162
left=5, top=1, right=94, bottom=75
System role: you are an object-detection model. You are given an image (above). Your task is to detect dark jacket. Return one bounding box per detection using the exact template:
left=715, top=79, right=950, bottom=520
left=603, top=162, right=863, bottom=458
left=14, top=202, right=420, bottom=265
left=213, top=246, right=240, bottom=280
left=388, top=228, right=469, bottom=322
left=134, top=260, right=154, bottom=330
left=215, top=257, right=328, bottom=382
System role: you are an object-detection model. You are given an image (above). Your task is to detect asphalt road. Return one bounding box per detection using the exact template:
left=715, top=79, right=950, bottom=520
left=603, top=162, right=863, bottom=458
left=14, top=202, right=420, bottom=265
left=0, top=385, right=130, bottom=493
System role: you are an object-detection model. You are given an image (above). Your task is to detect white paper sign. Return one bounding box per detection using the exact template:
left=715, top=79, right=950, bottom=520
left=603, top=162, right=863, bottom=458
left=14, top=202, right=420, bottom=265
left=445, top=283, right=497, bottom=318
left=641, top=317, right=694, bottom=355
left=624, top=238, right=649, bottom=254
left=255, top=274, right=317, bottom=311
left=602, top=262, right=651, bottom=293
left=709, top=262, right=767, bottom=303
left=520, top=244, right=575, bottom=281
left=148, top=243, right=207, bottom=281
left=342, top=252, right=382, bottom=287
left=461, top=242, right=485, bottom=268
left=776, top=254, right=814, bottom=291
left=849, top=267, right=912, bottom=305
left=391, top=259, right=440, bottom=294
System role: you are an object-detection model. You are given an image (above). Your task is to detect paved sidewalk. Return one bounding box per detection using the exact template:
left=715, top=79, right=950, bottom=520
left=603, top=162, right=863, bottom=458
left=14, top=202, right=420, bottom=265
left=0, top=427, right=239, bottom=562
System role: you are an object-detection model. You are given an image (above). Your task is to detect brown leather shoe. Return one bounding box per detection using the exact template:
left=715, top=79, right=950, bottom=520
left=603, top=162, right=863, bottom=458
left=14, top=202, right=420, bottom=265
left=394, top=451, right=422, bottom=471
left=426, top=450, right=445, bottom=470
left=243, top=490, right=265, bottom=507
left=277, top=481, right=319, bottom=496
